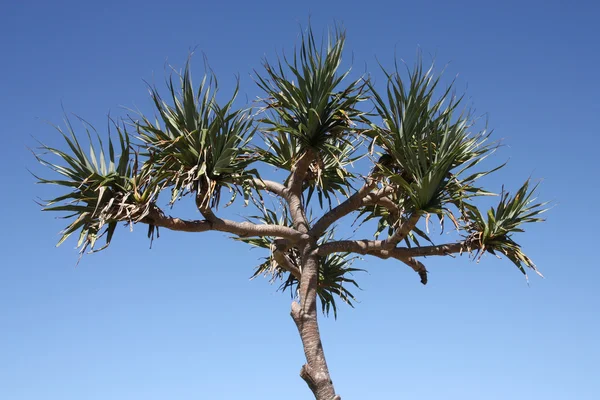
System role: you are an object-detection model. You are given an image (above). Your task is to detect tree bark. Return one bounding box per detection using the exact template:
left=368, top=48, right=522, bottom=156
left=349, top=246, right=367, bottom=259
left=291, top=244, right=340, bottom=400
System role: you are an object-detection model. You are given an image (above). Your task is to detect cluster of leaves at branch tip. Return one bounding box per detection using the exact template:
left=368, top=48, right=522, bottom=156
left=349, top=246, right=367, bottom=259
left=34, top=25, right=548, bottom=317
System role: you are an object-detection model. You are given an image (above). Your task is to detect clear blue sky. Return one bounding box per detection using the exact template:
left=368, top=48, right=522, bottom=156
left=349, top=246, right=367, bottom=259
left=1, top=1, right=598, bottom=399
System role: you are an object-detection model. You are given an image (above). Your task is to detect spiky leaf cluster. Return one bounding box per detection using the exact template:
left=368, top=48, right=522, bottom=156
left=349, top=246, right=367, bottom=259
left=464, top=180, right=547, bottom=276
left=136, top=64, right=257, bottom=209
left=256, top=27, right=366, bottom=207
left=35, top=120, right=156, bottom=254
left=368, top=61, right=496, bottom=219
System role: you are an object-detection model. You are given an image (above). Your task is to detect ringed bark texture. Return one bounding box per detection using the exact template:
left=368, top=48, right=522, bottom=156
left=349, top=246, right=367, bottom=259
left=291, top=246, right=339, bottom=400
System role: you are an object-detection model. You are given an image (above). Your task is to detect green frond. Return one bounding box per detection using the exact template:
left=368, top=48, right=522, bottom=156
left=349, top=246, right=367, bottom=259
left=135, top=61, right=257, bottom=209
left=256, top=25, right=366, bottom=152
left=316, top=251, right=363, bottom=318
left=367, top=57, right=498, bottom=220
left=465, top=180, right=548, bottom=276
left=35, top=118, right=157, bottom=255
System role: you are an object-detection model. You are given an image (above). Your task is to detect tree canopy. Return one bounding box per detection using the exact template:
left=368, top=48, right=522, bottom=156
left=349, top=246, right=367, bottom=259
left=34, top=26, right=547, bottom=399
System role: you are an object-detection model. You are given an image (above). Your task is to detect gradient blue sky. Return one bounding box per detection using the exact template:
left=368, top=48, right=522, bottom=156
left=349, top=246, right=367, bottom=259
left=2, top=1, right=599, bottom=399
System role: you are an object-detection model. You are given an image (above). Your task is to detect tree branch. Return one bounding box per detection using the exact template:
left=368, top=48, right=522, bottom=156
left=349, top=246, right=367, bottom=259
left=309, top=179, right=377, bottom=238
left=362, top=196, right=397, bottom=210
left=252, top=178, right=287, bottom=198
left=313, top=212, right=421, bottom=258
left=315, top=239, right=471, bottom=259
left=383, top=213, right=421, bottom=249
left=362, top=194, right=401, bottom=216
left=197, top=202, right=219, bottom=223
left=391, top=242, right=471, bottom=258
left=142, top=208, right=213, bottom=233
left=144, top=206, right=308, bottom=242
left=285, top=150, right=315, bottom=233
left=287, top=149, right=315, bottom=193
left=362, top=185, right=396, bottom=203
left=314, top=239, right=474, bottom=285
left=401, top=257, right=428, bottom=285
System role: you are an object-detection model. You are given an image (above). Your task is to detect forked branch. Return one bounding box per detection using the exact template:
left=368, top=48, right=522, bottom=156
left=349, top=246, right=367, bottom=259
left=383, top=213, right=421, bottom=249
left=310, top=179, right=377, bottom=237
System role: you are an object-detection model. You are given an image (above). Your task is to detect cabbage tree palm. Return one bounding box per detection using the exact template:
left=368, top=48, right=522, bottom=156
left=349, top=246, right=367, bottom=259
left=34, top=26, right=546, bottom=400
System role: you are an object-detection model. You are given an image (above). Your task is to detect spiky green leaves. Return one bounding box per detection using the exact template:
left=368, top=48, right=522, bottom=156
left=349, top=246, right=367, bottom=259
left=255, top=27, right=366, bottom=207
left=34, top=25, right=549, bottom=316
left=361, top=59, right=548, bottom=279
left=36, top=62, right=259, bottom=255
left=316, top=248, right=363, bottom=318
left=136, top=63, right=257, bottom=209
left=368, top=60, right=496, bottom=216
left=257, top=27, right=364, bottom=148
left=34, top=119, right=156, bottom=254
left=464, top=180, right=548, bottom=276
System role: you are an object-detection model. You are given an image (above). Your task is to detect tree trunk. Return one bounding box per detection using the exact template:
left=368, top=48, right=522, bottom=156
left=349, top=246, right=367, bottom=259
left=290, top=245, right=340, bottom=400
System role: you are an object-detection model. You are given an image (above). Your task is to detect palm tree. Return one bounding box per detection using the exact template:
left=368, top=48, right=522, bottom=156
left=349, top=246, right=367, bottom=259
left=34, top=26, right=546, bottom=400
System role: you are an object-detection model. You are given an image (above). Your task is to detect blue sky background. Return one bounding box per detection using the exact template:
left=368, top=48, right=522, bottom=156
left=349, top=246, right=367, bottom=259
left=1, top=1, right=599, bottom=399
